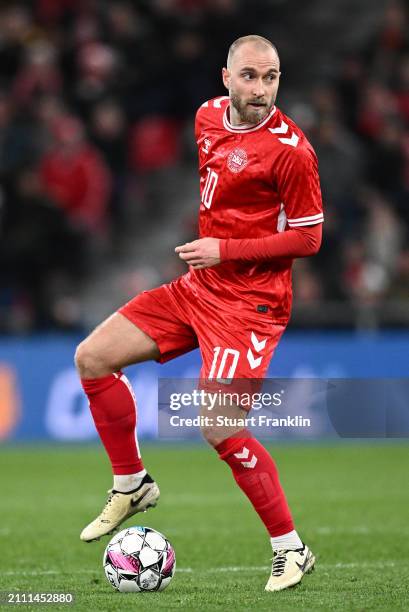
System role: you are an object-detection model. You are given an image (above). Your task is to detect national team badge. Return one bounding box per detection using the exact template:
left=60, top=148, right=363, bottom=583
left=227, top=148, right=248, bottom=173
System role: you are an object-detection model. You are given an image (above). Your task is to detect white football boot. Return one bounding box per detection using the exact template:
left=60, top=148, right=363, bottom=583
left=265, top=543, right=315, bottom=591
left=80, top=474, right=160, bottom=542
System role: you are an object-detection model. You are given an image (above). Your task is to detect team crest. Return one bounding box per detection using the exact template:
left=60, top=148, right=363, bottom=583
left=227, top=148, right=248, bottom=173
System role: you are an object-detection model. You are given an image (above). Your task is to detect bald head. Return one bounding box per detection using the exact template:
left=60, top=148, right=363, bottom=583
left=227, top=35, right=279, bottom=70
left=222, top=35, right=281, bottom=126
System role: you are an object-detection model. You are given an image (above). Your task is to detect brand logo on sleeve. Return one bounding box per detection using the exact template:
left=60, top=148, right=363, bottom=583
left=227, top=147, right=248, bottom=173
left=202, top=137, right=211, bottom=154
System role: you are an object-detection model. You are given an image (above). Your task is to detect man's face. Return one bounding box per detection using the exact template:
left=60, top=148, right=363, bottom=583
left=223, top=43, right=280, bottom=125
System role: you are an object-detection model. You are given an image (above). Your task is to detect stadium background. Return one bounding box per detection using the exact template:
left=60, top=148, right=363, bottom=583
left=0, top=1, right=408, bottom=610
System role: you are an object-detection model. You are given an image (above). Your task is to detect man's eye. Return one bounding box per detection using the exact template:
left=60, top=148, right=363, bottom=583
left=242, top=74, right=253, bottom=80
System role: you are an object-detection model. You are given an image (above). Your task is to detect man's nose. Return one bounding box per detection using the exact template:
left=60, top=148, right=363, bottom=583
left=252, top=78, right=265, bottom=97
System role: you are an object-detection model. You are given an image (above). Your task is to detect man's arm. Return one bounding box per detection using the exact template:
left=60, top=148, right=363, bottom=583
left=220, top=223, right=322, bottom=261
left=175, top=223, right=322, bottom=269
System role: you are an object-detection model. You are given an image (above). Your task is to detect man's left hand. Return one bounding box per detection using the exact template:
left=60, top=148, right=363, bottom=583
left=175, top=237, right=221, bottom=269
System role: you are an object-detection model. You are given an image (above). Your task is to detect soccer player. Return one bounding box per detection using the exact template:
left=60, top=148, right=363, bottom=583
left=75, top=34, right=323, bottom=592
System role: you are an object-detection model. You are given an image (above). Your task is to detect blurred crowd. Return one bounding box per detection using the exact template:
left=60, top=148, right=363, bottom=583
left=292, top=0, right=409, bottom=326
left=0, top=0, right=408, bottom=332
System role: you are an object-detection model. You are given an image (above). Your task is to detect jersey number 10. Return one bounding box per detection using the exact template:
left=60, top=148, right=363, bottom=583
left=202, top=168, right=219, bottom=209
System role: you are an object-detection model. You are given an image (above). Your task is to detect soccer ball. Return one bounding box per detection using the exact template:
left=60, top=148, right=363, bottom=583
left=103, top=526, right=176, bottom=592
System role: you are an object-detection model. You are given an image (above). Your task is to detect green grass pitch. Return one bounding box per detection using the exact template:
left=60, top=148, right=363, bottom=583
left=1, top=443, right=408, bottom=611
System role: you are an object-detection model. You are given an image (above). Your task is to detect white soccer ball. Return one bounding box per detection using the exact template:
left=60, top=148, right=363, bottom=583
left=103, top=526, right=176, bottom=592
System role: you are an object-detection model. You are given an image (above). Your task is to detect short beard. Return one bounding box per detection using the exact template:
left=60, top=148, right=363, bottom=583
left=230, top=91, right=274, bottom=125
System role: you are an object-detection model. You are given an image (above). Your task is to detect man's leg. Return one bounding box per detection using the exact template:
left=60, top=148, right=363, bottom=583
left=76, top=279, right=198, bottom=542
left=196, top=320, right=299, bottom=544
left=200, top=398, right=314, bottom=591
left=193, top=310, right=314, bottom=591
left=76, top=312, right=159, bottom=479
left=75, top=312, right=161, bottom=541
left=199, top=398, right=296, bottom=542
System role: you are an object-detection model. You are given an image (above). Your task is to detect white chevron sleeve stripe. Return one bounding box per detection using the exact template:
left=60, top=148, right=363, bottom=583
left=288, top=218, right=324, bottom=227
left=287, top=212, right=324, bottom=223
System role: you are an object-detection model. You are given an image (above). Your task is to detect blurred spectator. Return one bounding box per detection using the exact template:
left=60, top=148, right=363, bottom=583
left=394, top=52, right=409, bottom=121
left=292, top=260, right=324, bottom=305
left=0, top=6, right=35, bottom=83
left=364, top=190, right=404, bottom=273
left=387, top=250, right=409, bottom=299
left=12, top=40, right=62, bottom=108
left=40, top=114, right=112, bottom=235
left=364, top=0, right=409, bottom=68
left=90, top=99, right=127, bottom=227
left=73, top=42, right=122, bottom=120
left=0, top=93, right=38, bottom=179
left=313, top=117, right=363, bottom=204
left=356, top=81, right=400, bottom=141
left=367, top=118, right=406, bottom=194
left=91, top=100, right=127, bottom=173
left=127, top=115, right=183, bottom=223
left=0, top=167, right=85, bottom=331
left=129, top=116, right=182, bottom=173
left=342, top=189, right=404, bottom=304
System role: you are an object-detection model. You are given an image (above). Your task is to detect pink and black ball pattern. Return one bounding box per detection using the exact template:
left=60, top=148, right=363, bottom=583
left=103, top=526, right=176, bottom=592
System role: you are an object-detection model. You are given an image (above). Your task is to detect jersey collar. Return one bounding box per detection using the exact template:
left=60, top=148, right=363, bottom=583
left=223, top=103, right=276, bottom=133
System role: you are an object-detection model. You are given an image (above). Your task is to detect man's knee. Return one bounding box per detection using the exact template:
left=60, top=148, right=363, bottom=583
left=200, top=419, right=237, bottom=448
left=200, top=423, right=221, bottom=448
left=200, top=399, right=248, bottom=448
left=75, top=339, right=111, bottom=379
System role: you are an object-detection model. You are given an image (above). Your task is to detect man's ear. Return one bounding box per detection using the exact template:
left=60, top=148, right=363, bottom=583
left=222, top=67, right=230, bottom=91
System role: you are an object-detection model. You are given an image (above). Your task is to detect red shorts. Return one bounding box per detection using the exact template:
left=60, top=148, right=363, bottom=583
left=118, top=275, right=286, bottom=385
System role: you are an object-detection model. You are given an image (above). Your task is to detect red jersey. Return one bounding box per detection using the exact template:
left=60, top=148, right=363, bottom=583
left=184, top=95, right=324, bottom=325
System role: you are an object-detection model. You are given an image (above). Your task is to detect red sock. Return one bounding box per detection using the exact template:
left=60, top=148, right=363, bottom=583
left=81, top=372, right=144, bottom=475
left=215, top=433, right=294, bottom=537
